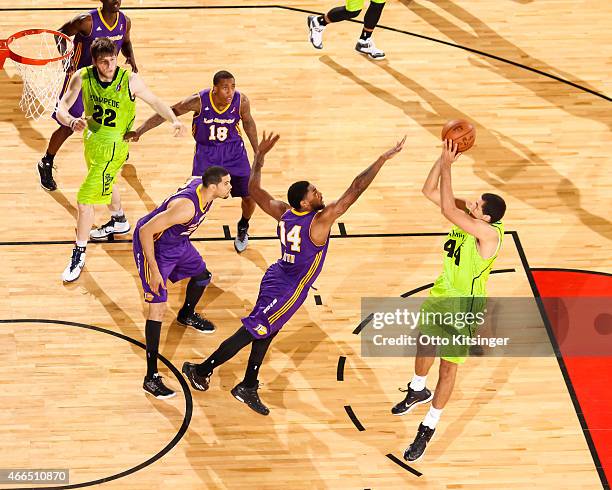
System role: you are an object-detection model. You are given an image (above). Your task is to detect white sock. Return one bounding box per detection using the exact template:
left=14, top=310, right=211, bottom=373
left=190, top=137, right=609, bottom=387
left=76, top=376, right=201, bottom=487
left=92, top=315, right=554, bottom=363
left=423, top=406, right=442, bottom=429
left=111, top=209, right=124, bottom=218
left=409, top=374, right=427, bottom=392
left=76, top=240, right=87, bottom=248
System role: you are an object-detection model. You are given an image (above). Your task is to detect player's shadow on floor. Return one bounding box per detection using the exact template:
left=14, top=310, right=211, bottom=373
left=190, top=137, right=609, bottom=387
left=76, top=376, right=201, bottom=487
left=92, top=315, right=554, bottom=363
left=48, top=189, right=78, bottom=220
left=398, top=0, right=611, bottom=129
left=0, top=69, right=47, bottom=153
left=120, top=163, right=157, bottom=213
left=320, top=55, right=612, bottom=241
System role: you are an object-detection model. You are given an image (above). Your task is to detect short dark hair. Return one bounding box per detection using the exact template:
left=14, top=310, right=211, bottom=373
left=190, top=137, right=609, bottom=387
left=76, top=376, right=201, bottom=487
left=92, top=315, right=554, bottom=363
left=203, top=166, right=229, bottom=187
left=213, top=70, right=235, bottom=86
left=287, top=181, right=310, bottom=210
left=482, top=193, right=506, bottom=223
left=91, top=37, right=117, bottom=60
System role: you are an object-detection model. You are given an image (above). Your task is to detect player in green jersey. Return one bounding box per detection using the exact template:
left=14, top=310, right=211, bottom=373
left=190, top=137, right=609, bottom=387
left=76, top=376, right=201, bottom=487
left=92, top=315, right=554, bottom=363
left=392, top=139, right=506, bottom=462
left=56, top=37, right=186, bottom=282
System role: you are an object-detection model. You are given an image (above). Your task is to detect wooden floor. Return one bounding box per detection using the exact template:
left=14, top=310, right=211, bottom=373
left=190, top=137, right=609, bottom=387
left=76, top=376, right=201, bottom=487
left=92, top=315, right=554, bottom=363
left=1, top=1, right=611, bottom=489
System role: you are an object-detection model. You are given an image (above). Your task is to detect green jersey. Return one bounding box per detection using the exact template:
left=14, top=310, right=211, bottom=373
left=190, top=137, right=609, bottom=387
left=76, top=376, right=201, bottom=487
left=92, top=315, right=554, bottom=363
left=81, top=66, right=136, bottom=142
left=430, top=221, right=504, bottom=297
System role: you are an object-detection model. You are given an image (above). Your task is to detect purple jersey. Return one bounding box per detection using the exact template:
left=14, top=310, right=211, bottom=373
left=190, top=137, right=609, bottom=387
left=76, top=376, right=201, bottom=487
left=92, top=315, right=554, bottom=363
left=135, top=177, right=213, bottom=249
left=275, top=209, right=329, bottom=281
left=191, top=89, right=248, bottom=173
left=54, top=8, right=127, bottom=124
left=242, top=209, right=330, bottom=339
left=73, top=8, right=127, bottom=69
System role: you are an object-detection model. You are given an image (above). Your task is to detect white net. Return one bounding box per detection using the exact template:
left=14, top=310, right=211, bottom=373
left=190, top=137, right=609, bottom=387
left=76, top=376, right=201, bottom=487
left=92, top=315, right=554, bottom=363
left=9, top=31, right=73, bottom=120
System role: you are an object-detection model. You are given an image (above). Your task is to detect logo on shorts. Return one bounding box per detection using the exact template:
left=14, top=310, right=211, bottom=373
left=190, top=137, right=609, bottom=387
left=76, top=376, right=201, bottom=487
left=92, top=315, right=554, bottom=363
left=144, top=292, right=154, bottom=302
left=263, top=298, right=277, bottom=314
left=254, top=324, right=268, bottom=336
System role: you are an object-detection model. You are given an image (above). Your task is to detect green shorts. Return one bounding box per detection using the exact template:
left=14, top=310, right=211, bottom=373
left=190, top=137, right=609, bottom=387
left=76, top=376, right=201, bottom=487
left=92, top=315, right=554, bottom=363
left=77, top=132, right=129, bottom=205
left=418, top=296, right=487, bottom=364
left=346, top=0, right=385, bottom=12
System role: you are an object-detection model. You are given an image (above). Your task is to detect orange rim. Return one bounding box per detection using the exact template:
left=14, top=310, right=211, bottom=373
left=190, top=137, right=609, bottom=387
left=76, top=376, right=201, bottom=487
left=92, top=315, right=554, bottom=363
left=2, top=28, right=73, bottom=66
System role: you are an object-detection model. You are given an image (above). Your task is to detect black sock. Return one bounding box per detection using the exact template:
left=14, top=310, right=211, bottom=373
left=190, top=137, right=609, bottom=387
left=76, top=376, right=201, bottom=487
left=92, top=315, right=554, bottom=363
left=42, top=152, right=55, bottom=164
left=360, top=29, right=372, bottom=41
left=196, top=326, right=253, bottom=376
left=243, top=332, right=276, bottom=388
left=317, top=14, right=328, bottom=26
left=179, top=277, right=206, bottom=317
left=145, top=319, right=162, bottom=379
left=238, top=216, right=250, bottom=230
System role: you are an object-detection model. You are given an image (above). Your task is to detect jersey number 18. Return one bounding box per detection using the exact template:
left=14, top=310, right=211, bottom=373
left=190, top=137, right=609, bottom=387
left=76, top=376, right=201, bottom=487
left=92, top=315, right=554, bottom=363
left=208, top=125, right=228, bottom=142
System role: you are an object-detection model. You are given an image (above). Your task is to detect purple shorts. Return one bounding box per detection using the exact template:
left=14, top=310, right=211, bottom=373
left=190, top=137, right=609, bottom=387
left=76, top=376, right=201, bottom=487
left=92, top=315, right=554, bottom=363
left=242, top=264, right=311, bottom=339
left=133, top=228, right=207, bottom=303
left=193, top=141, right=251, bottom=197
left=52, top=75, right=84, bottom=126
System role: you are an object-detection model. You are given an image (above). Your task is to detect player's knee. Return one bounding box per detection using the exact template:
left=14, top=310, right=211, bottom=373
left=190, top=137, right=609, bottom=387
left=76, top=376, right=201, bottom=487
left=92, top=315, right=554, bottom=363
left=346, top=8, right=361, bottom=18
left=439, top=359, right=458, bottom=376
left=193, top=269, right=212, bottom=287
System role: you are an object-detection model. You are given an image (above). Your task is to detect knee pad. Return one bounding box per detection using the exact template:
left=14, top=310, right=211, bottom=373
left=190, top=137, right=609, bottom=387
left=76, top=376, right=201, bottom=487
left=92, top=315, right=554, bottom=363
left=193, top=269, right=212, bottom=287
left=347, top=8, right=361, bottom=18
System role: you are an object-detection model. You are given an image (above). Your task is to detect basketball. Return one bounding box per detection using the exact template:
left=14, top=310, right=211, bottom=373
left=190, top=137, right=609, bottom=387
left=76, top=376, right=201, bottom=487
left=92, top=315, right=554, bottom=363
left=441, top=119, right=476, bottom=152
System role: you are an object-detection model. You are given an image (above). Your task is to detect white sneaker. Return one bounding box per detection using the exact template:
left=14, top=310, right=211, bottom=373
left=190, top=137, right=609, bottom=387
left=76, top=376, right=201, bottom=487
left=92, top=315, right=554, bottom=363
left=308, top=15, right=325, bottom=49
left=62, top=246, right=86, bottom=283
left=355, top=38, right=386, bottom=59
left=90, top=216, right=130, bottom=240
left=234, top=223, right=249, bottom=253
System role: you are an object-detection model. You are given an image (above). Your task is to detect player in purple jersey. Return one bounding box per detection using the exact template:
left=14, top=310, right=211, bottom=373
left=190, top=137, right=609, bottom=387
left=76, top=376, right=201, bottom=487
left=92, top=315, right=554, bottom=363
left=181, top=132, right=406, bottom=415
left=124, top=70, right=259, bottom=253
left=37, top=0, right=137, bottom=192
left=135, top=166, right=231, bottom=399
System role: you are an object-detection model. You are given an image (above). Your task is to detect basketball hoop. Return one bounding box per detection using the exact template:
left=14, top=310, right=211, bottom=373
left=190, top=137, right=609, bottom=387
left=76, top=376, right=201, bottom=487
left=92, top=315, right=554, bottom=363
left=1, top=29, right=74, bottom=120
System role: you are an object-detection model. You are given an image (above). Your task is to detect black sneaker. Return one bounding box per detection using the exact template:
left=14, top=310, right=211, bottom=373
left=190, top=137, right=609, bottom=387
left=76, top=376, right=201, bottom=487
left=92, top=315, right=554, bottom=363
left=231, top=381, right=269, bottom=416
left=234, top=222, right=249, bottom=253
left=391, top=385, right=433, bottom=416
left=181, top=362, right=211, bottom=391
left=143, top=373, right=176, bottom=399
left=177, top=311, right=216, bottom=334
left=37, top=159, right=57, bottom=191
left=403, top=423, right=436, bottom=462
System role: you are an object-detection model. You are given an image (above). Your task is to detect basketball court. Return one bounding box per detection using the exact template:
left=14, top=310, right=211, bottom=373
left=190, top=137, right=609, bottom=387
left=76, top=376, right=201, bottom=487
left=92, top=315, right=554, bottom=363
left=1, top=2, right=610, bottom=489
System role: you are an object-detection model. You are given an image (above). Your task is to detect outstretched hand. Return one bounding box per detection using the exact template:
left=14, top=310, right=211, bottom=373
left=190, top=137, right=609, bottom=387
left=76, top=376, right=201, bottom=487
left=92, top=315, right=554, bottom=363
left=440, top=139, right=462, bottom=165
left=123, top=130, right=140, bottom=142
left=172, top=121, right=187, bottom=137
left=255, top=131, right=280, bottom=163
left=381, top=135, right=406, bottom=160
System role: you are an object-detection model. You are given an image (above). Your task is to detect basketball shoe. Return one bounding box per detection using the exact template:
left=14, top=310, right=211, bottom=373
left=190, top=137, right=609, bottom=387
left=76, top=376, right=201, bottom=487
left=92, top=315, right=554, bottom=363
left=355, top=38, right=385, bottom=59
left=308, top=15, right=325, bottom=49
left=234, top=221, right=249, bottom=253
left=37, top=159, right=57, bottom=191
left=62, top=245, right=86, bottom=282
left=89, top=215, right=130, bottom=240
left=404, top=423, right=435, bottom=462
left=391, top=385, right=433, bottom=415
left=231, top=381, right=269, bottom=415
left=177, top=311, right=215, bottom=334
left=182, top=362, right=211, bottom=391
left=143, top=373, right=176, bottom=399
